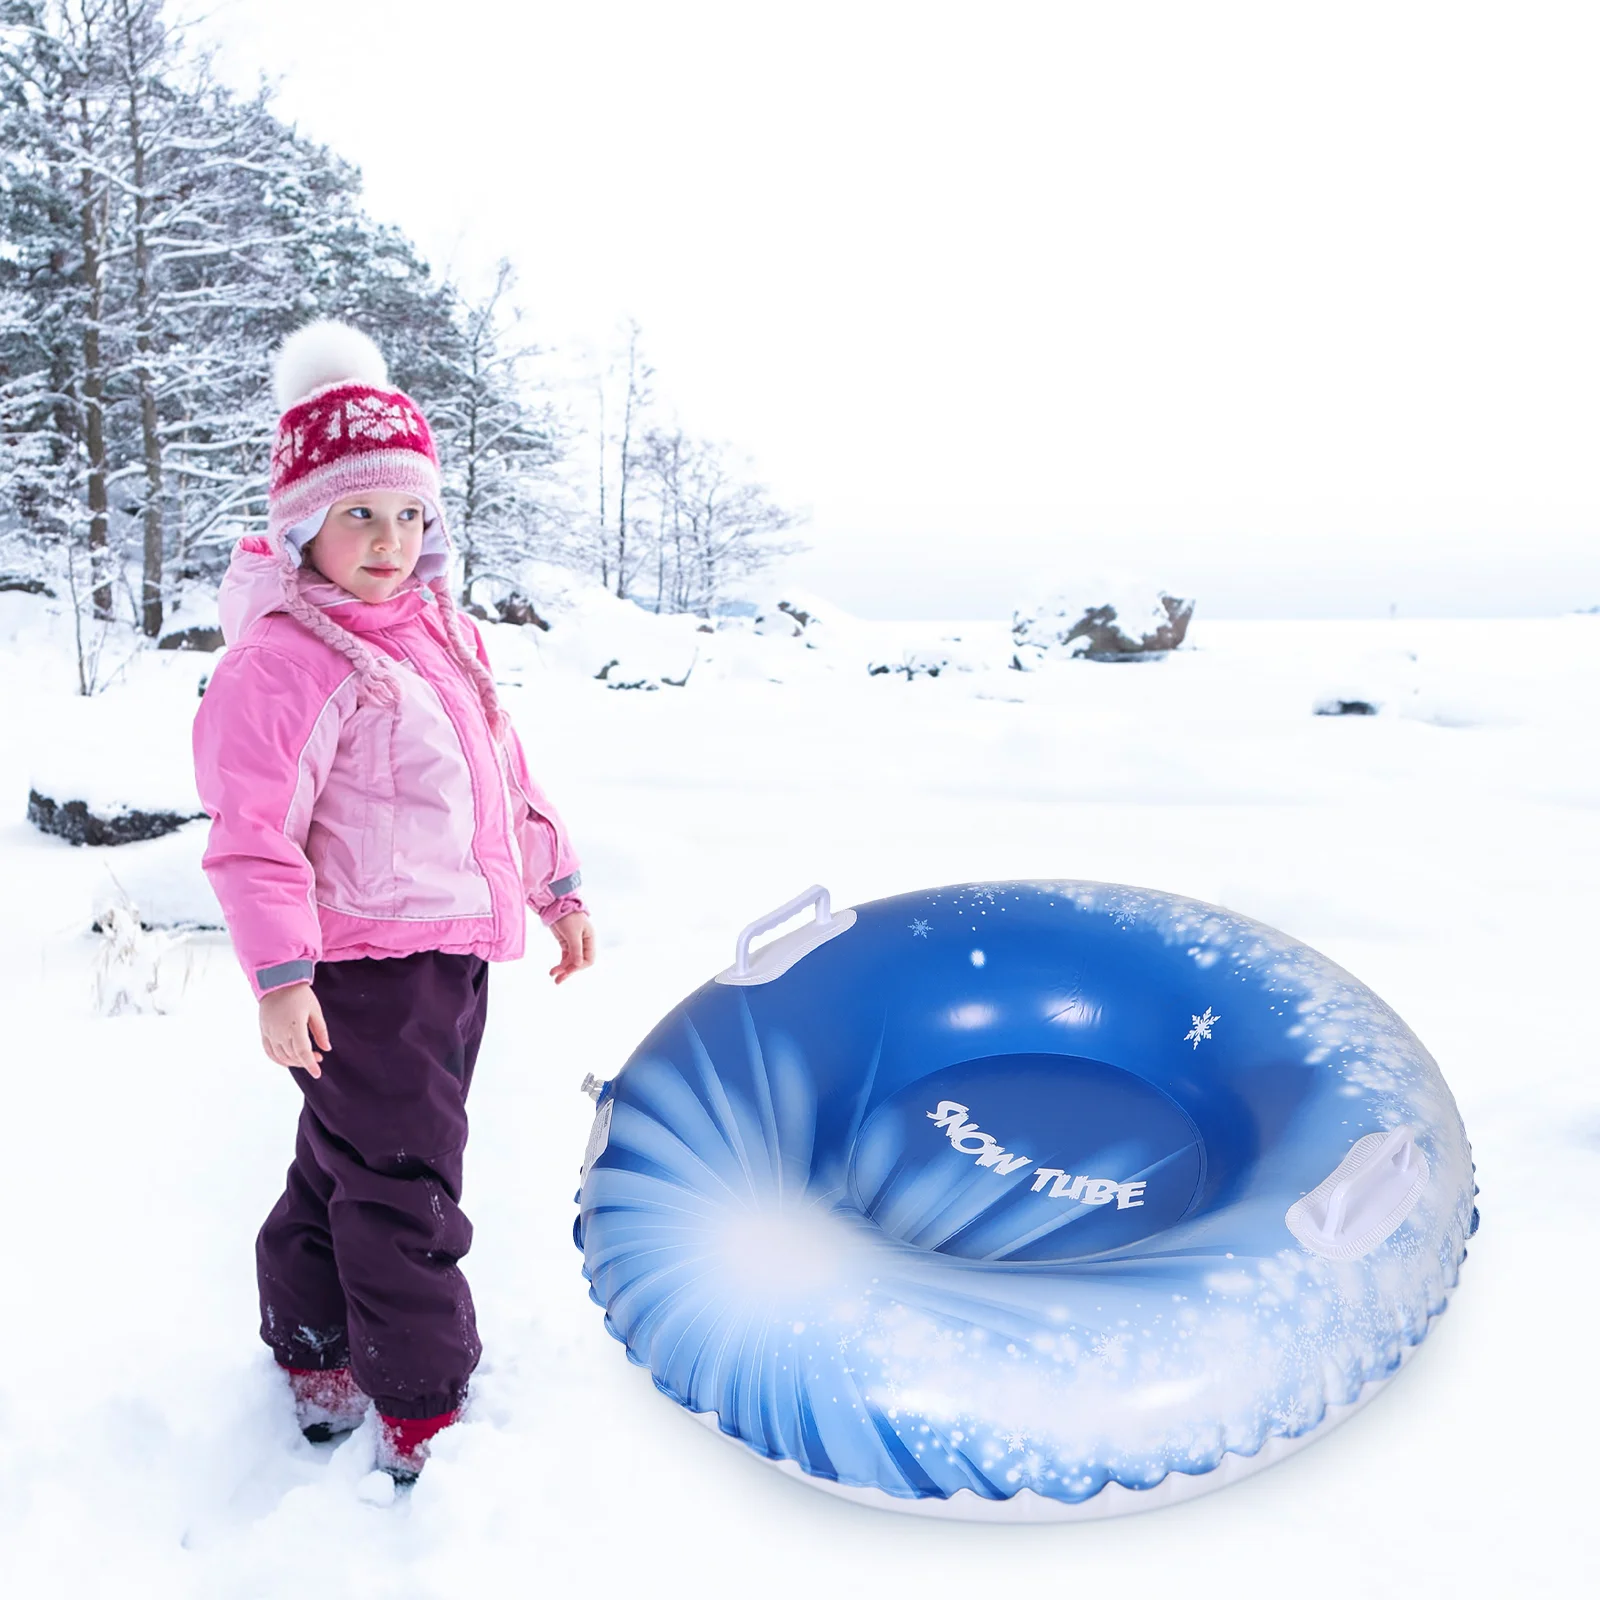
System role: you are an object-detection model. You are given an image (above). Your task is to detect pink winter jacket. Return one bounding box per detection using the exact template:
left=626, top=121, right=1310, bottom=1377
left=193, top=539, right=585, bottom=999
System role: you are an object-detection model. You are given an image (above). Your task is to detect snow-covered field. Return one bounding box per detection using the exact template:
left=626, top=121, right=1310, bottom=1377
left=1, top=587, right=1595, bottom=1597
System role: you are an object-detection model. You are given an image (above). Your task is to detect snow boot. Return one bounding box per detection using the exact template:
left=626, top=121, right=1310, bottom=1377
left=285, top=1365, right=370, bottom=1443
left=376, top=1409, right=460, bottom=1484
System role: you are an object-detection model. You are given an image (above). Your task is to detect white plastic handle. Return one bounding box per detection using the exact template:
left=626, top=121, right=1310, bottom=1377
left=1285, top=1126, right=1431, bottom=1260
left=1322, top=1128, right=1418, bottom=1238
left=734, top=884, right=834, bottom=977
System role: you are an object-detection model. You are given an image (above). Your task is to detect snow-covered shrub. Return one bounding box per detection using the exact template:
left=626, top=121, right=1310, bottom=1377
left=1013, top=579, right=1195, bottom=666
left=92, top=884, right=196, bottom=1017
left=867, top=648, right=948, bottom=681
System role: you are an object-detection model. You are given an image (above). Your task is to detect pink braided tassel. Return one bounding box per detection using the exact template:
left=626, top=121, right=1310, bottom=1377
left=278, top=553, right=403, bottom=710
left=430, top=578, right=509, bottom=740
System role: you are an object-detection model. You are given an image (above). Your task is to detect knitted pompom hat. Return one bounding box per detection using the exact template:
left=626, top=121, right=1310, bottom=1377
left=268, top=317, right=444, bottom=563
left=264, top=318, right=507, bottom=734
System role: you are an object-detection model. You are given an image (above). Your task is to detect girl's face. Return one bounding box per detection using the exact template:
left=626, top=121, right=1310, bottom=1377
left=302, top=491, right=427, bottom=603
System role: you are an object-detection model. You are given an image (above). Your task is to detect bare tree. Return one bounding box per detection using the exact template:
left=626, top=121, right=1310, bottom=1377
left=612, top=319, right=648, bottom=598
left=425, top=257, right=563, bottom=597
left=640, top=425, right=685, bottom=613
left=587, top=318, right=654, bottom=597
left=638, top=426, right=801, bottom=615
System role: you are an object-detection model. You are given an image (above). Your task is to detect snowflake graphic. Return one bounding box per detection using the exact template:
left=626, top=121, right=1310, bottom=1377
left=1272, top=1397, right=1309, bottom=1433
left=1185, top=1006, right=1220, bottom=1049
left=1001, top=1428, right=1028, bottom=1453
left=909, top=919, right=931, bottom=938
left=344, top=393, right=420, bottom=443
left=1090, top=1332, right=1130, bottom=1368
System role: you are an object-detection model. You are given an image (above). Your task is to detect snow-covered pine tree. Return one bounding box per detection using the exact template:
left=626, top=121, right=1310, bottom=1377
left=0, top=0, right=297, bottom=639
left=1, top=0, right=487, bottom=653
left=0, top=55, right=78, bottom=598
left=0, top=0, right=128, bottom=627
left=152, top=87, right=465, bottom=602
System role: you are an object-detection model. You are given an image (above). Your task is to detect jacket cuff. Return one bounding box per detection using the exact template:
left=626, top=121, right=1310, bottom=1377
left=538, top=894, right=587, bottom=928
left=254, top=958, right=315, bottom=998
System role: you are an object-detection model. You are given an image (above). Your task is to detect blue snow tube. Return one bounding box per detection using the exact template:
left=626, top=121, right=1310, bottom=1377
left=575, top=882, right=1476, bottom=1520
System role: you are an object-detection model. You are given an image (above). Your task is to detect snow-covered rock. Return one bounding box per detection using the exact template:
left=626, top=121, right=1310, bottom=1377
left=158, top=579, right=223, bottom=640
left=157, top=624, right=225, bottom=652
left=1308, top=644, right=1424, bottom=720
left=751, top=598, right=820, bottom=639
left=1013, top=577, right=1195, bottom=665
left=28, top=788, right=206, bottom=846
left=865, top=628, right=997, bottom=680
left=533, top=585, right=703, bottom=688
left=731, top=584, right=857, bottom=641
left=28, top=688, right=206, bottom=843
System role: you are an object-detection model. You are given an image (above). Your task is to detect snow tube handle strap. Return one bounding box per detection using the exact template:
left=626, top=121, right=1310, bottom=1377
left=716, top=884, right=857, bottom=987
left=737, top=884, right=833, bottom=974
left=1286, top=1127, right=1431, bottom=1260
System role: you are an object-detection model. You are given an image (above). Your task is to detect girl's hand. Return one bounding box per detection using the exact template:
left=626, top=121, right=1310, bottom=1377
left=259, top=981, right=331, bottom=1078
left=550, top=912, right=595, bottom=984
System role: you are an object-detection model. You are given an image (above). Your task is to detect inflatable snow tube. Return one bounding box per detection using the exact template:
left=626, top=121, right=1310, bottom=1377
left=575, top=881, right=1476, bottom=1520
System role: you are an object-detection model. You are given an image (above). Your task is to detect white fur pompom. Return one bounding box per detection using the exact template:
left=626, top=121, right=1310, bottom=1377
left=272, top=318, right=390, bottom=411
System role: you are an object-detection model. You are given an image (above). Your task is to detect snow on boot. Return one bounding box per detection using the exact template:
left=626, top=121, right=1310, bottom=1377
left=376, top=1409, right=460, bottom=1484
left=285, top=1365, right=370, bottom=1443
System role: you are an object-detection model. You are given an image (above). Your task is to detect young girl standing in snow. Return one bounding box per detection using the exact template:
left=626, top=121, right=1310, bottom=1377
left=193, top=319, right=594, bottom=1482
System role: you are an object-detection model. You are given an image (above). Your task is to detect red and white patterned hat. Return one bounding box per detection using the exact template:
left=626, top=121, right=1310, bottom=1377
left=267, top=319, right=449, bottom=582
left=256, top=320, right=506, bottom=732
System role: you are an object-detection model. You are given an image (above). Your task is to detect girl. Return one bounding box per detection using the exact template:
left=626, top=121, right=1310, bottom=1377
left=192, top=319, right=594, bottom=1482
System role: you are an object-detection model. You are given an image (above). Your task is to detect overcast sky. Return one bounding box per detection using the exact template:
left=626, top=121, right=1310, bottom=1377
left=191, top=1, right=1600, bottom=619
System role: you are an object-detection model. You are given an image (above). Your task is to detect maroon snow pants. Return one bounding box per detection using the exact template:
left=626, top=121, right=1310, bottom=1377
left=256, top=950, right=489, bottom=1419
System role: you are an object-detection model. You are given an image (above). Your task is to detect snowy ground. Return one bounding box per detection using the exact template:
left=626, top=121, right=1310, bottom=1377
left=1, top=590, right=1596, bottom=1597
